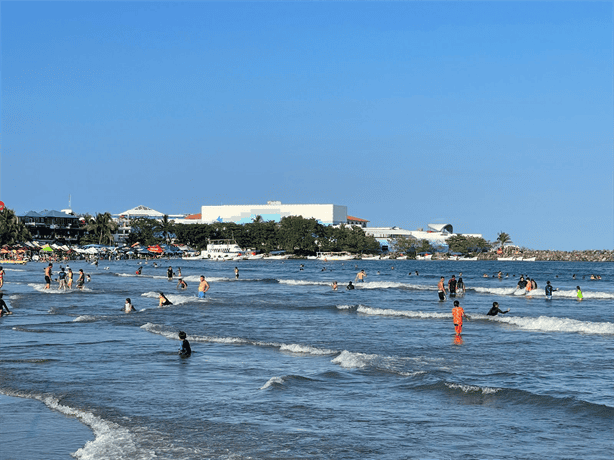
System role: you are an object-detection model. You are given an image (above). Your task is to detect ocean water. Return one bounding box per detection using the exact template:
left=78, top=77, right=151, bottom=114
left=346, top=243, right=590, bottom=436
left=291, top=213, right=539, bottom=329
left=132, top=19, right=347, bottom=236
left=0, top=259, right=612, bottom=459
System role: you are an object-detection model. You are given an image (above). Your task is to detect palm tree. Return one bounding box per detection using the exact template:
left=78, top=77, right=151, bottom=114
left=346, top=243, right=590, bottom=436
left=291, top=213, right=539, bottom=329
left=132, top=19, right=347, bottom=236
left=156, top=215, right=175, bottom=244
left=496, top=232, right=512, bottom=250
left=86, top=212, right=118, bottom=245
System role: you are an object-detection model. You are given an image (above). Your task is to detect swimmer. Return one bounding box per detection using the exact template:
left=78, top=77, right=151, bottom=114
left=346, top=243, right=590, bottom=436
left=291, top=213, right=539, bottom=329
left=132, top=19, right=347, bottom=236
left=545, top=281, right=558, bottom=300
left=0, top=266, right=4, bottom=288
left=159, top=292, right=173, bottom=306
left=0, top=293, right=13, bottom=316
left=486, top=302, right=510, bottom=316
left=332, top=281, right=338, bottom=291
left=515, top=276, right=528, bottom=291
left=576, top=286, right=583, bottom=301
left=136, top=266, right=143, bottom=275
left=123, top=298, right=136, bottom=313
left=86, top=274, right=91, bottom=283
left=198, top=275, right=210, bottom=298
left=178, top=331, right=191, bottom=357
left=346, top=281, right=355, bottom=290
left=177, top=278, right=188, bottom=290
left=452, top=300, right=468, bottom=335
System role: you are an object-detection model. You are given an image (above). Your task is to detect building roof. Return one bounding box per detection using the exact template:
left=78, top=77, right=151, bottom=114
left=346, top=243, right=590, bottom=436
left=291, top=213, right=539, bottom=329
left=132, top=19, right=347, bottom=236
left=185, top=213, right=201, bottom=220
left=347, top=215, right=369, bottom=222
left=118, top=205, right=165, bottom=217
left=428, top=223, right=453, bottom=233
left=21, top=210, right=78, bottom=219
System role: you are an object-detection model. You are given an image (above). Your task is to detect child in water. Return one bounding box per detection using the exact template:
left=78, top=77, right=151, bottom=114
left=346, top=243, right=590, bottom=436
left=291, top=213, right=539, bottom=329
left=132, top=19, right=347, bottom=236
left=123, top=298, right=136, bottom=313
left=178, top=331, right=191, bottom=357
left=576, top=286, right=583, bottom=301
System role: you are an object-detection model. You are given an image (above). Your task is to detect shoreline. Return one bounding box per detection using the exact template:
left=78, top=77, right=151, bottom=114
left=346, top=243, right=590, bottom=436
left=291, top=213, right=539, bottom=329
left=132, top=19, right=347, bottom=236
left=0, top=393, right=94, bottom=460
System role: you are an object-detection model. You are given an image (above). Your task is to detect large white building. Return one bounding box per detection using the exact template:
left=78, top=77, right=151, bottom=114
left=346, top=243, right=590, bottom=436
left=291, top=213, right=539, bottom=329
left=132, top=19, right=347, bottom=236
left=364, top=223, right=483, bottom=249
left=200, top=201, right=348, bottom=225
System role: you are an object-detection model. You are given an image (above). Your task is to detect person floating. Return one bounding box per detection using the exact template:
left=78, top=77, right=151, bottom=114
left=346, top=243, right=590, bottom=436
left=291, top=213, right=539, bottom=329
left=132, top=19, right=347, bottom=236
left=178, top=331, right=191, bottom=358
left=123, top=298, right=136, bottom=313
left=0, top=293, right=13, bottom=317
left=346, top=281, right=355, bottom=290
left=452, top=300, right=468, bottom=335
left=437, top=276, right=447, bottom=301
left=177, top=278, right=188, bottom=290
left=545, top=281, right=558, bottom=300
left=159, top=292, right=172, bottom=307
left=576, top=286, right=583, bottom=301
left=487, top=302, right=510, bottom=316
left=198, top=275, right=210, bottom=299
left=332, top=281, right=338, bottom=291
left=136, top=266, right=143, bottom=275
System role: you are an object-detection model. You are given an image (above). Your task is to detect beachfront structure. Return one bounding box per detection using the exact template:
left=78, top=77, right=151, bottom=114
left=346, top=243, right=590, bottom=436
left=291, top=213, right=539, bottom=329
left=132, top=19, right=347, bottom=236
left=200, top=201, right=348, bottom=225
left=364, top=223, right=483, bottom=250
left=347, top=215, right=369, bottom=228
left=113, top=205, right=185, bottom=243
left=18, top=210, right=83, bottom=244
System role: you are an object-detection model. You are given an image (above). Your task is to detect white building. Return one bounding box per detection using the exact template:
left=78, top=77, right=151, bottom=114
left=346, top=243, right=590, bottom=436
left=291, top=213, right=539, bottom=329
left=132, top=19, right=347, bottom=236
left=364, top=223, right=482, bottom=249
left=113, top=205, right=184, bottom=244
left=200, top=201, right=348, bottom=225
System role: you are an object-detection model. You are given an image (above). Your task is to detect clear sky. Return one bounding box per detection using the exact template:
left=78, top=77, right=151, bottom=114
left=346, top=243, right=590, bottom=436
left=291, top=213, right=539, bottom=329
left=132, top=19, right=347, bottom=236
left=1, top=1, right=612, bottom=250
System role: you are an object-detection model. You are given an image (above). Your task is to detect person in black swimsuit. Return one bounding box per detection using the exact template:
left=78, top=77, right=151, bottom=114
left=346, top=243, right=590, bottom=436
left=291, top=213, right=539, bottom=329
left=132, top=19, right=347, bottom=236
left=487, top=302, right=510, bottom=316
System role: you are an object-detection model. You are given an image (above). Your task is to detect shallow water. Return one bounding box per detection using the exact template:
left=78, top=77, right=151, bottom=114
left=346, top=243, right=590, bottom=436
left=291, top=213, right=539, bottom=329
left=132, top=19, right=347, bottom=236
left=0, top=260, right=612, bottom=459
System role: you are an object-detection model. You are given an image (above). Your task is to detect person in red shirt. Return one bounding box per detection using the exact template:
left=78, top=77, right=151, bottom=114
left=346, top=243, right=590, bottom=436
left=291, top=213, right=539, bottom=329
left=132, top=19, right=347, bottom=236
left=452, top=300, right=467, bottom=335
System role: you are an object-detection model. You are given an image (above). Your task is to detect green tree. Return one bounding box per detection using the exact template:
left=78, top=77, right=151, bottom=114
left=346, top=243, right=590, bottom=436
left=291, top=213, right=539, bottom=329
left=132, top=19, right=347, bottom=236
left=80, top=212, right=118, bottom=246
left=0, top=208, right=32, bottom=246
left=496, top=232, right=512, bottom=250
left=392, top=235, right=419, bottom=255
left=278, top=216, right=323, bottom=255
left=126, top=217, right=158, bottom=246
left=155, top=215, right=175, bottom=245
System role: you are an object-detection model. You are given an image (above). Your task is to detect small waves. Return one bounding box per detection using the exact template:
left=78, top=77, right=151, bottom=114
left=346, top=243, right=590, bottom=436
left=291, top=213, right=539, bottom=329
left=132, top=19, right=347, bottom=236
left=140, top=291, right=194, bottom=306
left=472, top=286, right=614, bottom=299
left=356, top=305, right=450, bottom=320
left=1, top=390, right=155, bottom=460
left=278, top=279, right=332, bottom=286
left=260, top=376, right=284, bottom=390
left=494, top=315, right=614, bottom=335
left=444, top=382, right=501, bottom=395
left=73, top=315, right=98, bottom=322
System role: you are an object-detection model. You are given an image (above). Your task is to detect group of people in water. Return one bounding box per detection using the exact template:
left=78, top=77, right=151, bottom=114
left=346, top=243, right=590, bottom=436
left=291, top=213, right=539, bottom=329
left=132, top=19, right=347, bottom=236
left=42, top=263, right=88, bottom=290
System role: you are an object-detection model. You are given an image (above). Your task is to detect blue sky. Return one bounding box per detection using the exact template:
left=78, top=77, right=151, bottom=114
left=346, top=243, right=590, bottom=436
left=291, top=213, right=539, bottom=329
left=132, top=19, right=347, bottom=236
left=1, top=1, right=612, bottom=250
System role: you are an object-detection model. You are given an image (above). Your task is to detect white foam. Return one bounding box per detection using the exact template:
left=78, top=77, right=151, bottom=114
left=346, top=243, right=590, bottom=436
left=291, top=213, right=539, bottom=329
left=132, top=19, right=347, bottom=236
left=2, top=391, right=152, bottom=459
left=28, top=283, right=85, bottom=294
left=73, top=315, right=97, bottom=322
left=277, top=342, right=336, bottom=355
left=336, top=304, right=355, bottom=310
left=495, top=315, right=614, bottom=335
left=278, top=279, right=331, bottom=286
left=260, top=376, right=284, bottom=390
left=445, top=382, right=500, bottom=394
left=140, top=291, right=192, bottom=306
left=331, top=350, right=379, bottom=369
left=356, top=305, right=450, bottom=320
left=356, top=281, right=434, bottom=291
left=473, top=286, right=614, bottom=299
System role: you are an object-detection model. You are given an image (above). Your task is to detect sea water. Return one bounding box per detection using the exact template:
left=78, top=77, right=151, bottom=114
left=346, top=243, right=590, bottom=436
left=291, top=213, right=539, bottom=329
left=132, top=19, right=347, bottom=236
left=0, top=260, right=612, bottom=459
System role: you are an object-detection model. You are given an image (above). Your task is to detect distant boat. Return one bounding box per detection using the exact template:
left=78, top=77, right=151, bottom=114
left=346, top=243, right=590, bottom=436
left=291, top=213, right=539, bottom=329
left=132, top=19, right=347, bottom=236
left=316, top=252, right=355, bottom=261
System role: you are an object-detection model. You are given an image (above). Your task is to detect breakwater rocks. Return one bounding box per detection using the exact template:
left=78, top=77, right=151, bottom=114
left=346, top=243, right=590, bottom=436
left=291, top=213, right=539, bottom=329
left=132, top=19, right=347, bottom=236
left=474, top=250, right=614, bottom=262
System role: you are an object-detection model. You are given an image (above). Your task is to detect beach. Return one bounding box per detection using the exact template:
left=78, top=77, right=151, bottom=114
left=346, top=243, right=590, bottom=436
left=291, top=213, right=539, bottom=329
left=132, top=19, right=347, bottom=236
left=1, top=259, right=612, bottom=459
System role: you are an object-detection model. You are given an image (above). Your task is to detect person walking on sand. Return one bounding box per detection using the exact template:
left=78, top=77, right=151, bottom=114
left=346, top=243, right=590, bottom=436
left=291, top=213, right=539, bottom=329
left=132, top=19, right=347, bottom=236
left=545, top=281, right=558, bottom=300
left=44, top=263, right=53, bottom=290
left=437, top=276, right=447, bottom=301
left=198, top=275, right=210, bottom=299
left=452, top=300, right=468, bottom=335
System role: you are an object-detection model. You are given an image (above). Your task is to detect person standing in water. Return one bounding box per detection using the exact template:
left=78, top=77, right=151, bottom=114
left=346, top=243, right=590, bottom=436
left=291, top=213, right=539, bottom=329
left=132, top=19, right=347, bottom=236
left=198, top=275, right=210, bottom=298
left=167, top=266, right=173, bottom=281
left=44, top=263, right=53, bottom=290
left=159, top=292, right=172, bottom=306
left=0, top=266, right=5, bottom=289
left=356, top=269, right=367, bottom=283
left=448, top=275, right=457, bottom=298
left=234, top=267, right=239, bottom=280
left=457, top=273, right=465, bottom=294
left=452, top=300, right=468, bottom=335
left=437, top=277, right=447, bottom=301
left=66, top=268, right=74, bottom=289
left=0, top=293, right=12, bottom=316
left=545, top=281, right=558, bottom=300
left=177, top=278, right=188, bottom=290
left=486, top=302, right=510, bottom=316
left=76, top=269, right=85, bottom=290
left=332, top=281, right=338, bottom=291
left=576, top=286, right=583, bottom=301
left=123, top=298, right=136, bottom=313
left=178, top=331, right=191, bottom=357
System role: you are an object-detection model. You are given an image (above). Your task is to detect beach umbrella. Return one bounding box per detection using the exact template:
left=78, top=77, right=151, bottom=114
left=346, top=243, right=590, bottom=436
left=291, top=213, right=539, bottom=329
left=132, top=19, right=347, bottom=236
left=41, top=245, right=53, bottom=252
left=147, top=245, right=164, bottom=254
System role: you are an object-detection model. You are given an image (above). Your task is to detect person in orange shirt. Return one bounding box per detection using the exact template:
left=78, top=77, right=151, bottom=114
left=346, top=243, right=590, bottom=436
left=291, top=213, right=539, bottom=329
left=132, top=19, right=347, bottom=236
left=452, top=300, right=467, bottom=335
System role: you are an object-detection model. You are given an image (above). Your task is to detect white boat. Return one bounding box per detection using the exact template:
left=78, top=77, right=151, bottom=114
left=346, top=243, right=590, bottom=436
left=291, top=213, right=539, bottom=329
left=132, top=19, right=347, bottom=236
left=521, top=257, right=536, bottom=262
left=316, top=252, right=355, bottom=261
left=183, top=239, right=244, bottom=261
left=497, top=257, right=516, bottom=261
left=415, top=254, right=433, bottom=261
left=263, top=254, right=290, bottom=260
